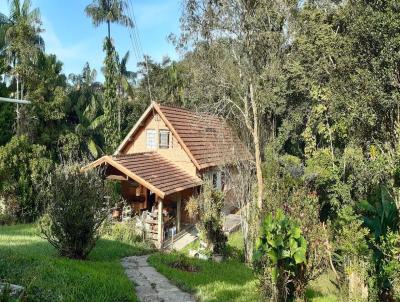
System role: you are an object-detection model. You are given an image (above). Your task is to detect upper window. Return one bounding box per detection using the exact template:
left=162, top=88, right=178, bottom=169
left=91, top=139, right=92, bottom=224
left=146, top=129, right=156, bottom=149
left=159, top=130, right=170, bottom=149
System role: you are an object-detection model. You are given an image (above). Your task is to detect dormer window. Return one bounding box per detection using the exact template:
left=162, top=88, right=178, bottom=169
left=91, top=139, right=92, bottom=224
left=159, top=130, right=170, bottom=149
left=146, top=129, right=156, bottom=149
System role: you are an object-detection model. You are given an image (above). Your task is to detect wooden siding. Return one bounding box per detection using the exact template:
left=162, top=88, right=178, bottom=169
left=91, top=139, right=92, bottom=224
left=122, top=111, right=198, bottom=176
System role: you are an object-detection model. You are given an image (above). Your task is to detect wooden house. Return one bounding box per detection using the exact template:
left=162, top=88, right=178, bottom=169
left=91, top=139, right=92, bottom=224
left=83, top=101, right=251, bottom=248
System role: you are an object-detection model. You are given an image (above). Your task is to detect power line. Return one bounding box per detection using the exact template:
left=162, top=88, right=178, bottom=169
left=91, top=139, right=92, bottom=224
left=126, top=0, right=153, bottom=102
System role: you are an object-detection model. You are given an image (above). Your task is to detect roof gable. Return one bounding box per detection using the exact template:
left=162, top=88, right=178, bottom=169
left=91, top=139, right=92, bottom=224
left=115, top=102, right=252, bottom=170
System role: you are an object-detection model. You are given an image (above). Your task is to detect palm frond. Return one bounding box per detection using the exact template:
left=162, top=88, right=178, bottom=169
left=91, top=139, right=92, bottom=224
left=87, top=138, right=99, bottom=158
left=89, top=114, right=106, bottom=130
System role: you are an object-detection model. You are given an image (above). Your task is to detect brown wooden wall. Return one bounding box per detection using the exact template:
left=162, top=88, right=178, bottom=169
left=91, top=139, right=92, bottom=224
left=121, top=112, right=197, bottom=176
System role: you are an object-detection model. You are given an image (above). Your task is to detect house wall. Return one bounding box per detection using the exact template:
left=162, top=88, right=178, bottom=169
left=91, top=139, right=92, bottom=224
left=164, top=188, right=198, bottom=224
left=121, top=112, right=197, bottom=176
left=200, top=166, right=239, bottom=215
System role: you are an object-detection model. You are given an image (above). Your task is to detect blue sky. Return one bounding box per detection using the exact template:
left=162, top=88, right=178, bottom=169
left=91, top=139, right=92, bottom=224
left=0, top=0, right=182, bottom=81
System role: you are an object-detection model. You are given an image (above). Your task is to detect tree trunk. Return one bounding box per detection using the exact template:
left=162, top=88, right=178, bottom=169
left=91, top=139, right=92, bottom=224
left=16, top=74, right=20, bottom=134
left=250, top=83, right=263, bottom=210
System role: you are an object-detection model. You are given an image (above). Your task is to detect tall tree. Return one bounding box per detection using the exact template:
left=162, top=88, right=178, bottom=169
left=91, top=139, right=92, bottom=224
left=180, top=0, right=295, bottom=211
left=66, top=63, right=105, bottom=159
left=4, top=0, right=44, bottom=133
left=85, top=0, right=133, bottom=152
left=85, top=0, right=133, bottom=41
left=102, top=38, right=119, bottom=152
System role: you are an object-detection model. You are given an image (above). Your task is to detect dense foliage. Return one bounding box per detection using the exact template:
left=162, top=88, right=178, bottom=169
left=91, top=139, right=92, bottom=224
left=0, top=135, right=52, bottom=221
left=39, top=164, right=114, bottom=259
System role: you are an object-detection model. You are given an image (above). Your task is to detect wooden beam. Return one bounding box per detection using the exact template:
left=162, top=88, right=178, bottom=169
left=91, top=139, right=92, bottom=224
left=81, top=156, right=166, bottom=198
left=106, top=175, right=127, bottom=181
left=157, top=197, right=164, bottom=248
left=176, top=194, right=181, bottom=233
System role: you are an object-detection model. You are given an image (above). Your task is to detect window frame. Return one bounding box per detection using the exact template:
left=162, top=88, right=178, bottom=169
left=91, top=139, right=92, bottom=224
left=146, top=129, right=157, bottom=150
left=159, top=130, right=170, bottom=149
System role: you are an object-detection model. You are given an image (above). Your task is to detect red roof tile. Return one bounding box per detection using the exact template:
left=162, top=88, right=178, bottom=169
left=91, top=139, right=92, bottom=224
left=158, top=104, right=252, bottom=169
left=113, top=152, right=202, bottom=195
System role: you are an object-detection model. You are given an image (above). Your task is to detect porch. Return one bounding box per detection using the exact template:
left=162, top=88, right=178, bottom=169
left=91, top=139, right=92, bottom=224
left=82, top=152, right=203, bottom=248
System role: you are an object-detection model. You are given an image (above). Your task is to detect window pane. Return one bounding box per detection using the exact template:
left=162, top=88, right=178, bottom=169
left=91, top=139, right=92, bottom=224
left=159, top=130, right=170, bottom=149
left=146, top=130, right=156, bottom=149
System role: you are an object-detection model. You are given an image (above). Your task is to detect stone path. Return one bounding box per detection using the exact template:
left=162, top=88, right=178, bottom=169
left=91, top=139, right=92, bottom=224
left=121, top=255, right=195, bottom=302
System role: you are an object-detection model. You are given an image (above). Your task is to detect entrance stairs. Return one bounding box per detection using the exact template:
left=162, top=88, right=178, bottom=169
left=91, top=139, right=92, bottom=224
left=163, top=225, right=198, bottom=251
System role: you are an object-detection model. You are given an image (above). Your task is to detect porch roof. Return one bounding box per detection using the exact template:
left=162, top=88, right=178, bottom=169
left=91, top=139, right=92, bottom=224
left=82, top=152, right=203, bottom=199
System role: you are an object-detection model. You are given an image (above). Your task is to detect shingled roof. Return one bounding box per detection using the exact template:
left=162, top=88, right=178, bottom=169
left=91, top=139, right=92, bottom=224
left=82, top=152, right=203, bottom=198
left=115, top=102, right=252, bottom=170
left=158, top=104, right=252, bottom=169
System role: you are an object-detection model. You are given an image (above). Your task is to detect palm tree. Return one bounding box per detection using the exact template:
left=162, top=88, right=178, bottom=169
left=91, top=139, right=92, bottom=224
left=116, top=51, right=135, bottom=134
left=85, top=0, right=133, bottom=41
left=69, top=64, right=105, bottom=158
left=0, top=13, right=9, bottom=72
left=75, top=95, right=105, bottom=158
left=4, top=0, right=43, bottom=133
left=85, top=0, right=134, bottom=151
left=118, top=51, right=136, bottom=93
left=6, top=0, right=44, bottom=73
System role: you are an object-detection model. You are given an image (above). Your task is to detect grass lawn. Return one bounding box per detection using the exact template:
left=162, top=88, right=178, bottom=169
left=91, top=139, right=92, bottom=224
left=0, top=224, right=151, bottom=302
left=148, top=252, right=259, bottom=302
left=149, top=231, right=340, bottom=302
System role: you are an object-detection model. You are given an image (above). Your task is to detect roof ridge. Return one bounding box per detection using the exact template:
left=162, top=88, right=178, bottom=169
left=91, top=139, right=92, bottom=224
left=158, top=103, right=221, bottom=119
left=112, top=151, right=156, bottom=158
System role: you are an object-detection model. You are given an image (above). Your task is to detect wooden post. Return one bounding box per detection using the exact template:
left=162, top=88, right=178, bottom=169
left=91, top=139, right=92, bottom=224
left=176, top=194, right=181, bottom=233
left=157, top=197, right=163, bottom=248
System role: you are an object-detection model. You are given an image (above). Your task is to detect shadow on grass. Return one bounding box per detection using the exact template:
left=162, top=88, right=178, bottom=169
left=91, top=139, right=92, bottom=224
left=0, top=225, right=147, bottom=302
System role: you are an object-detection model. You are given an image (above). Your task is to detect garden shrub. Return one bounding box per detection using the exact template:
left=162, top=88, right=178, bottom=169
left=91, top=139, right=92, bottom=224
left=0, top=213, right=15, bottom=226
left=331, top=206, right=375, bottom=301
left=169, top=253, right=200, bottom=272
left=39, top=163, right=115, bottom=259
left=253, top=210, right=307, bottom=301
left=186, top=181, right=227, bottom=255
left=100, top=218, right=143, bottom=245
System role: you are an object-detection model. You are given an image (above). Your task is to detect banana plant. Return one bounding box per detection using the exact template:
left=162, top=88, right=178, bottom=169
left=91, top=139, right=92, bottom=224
left=254, top=209, right=307, bottom=284
left=74, top=95, right=105, bottom=158
left=358, top=185, right=399, bottom=240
